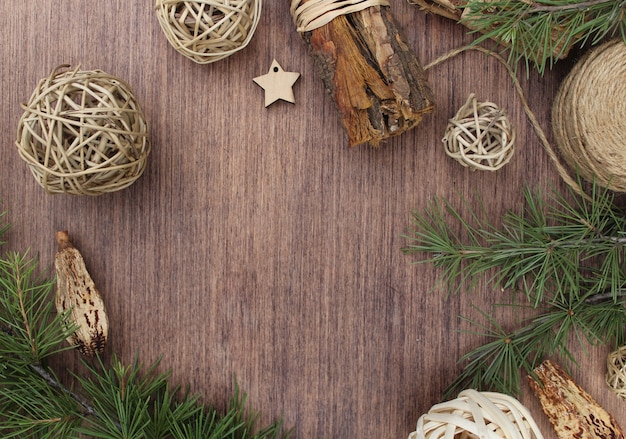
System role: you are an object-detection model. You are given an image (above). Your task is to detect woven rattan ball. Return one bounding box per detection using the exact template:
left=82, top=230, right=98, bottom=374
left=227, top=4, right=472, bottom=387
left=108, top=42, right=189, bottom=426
left=408, top=389, right=543, bottom=439
left=155, top=0, right=262, bottom=64
left=16, top=65, right=150, bottom=196
left=606, top=345, right=626, bottom=401
left=443, top=94, right=515, bottom=171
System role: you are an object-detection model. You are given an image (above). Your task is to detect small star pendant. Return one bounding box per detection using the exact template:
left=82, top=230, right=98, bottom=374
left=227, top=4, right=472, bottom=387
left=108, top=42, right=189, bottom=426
left=253, top=59, right=300, bottom=107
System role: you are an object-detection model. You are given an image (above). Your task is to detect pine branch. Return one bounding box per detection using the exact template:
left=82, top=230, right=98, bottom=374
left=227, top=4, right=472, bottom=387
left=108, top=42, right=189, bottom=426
left=444, top=293, right=626, bottom=397
left=462, top=0, right=626, bottom=74
left=403, top=179, right=626, bottom=397
left=0, top=252, right=77, bottom=363
left=29, top=362, right=97, bottom=418
left=0, top=222, right=292, bottom=437
left=0, top=208, right=9, bottom=246
left=402, top=181, right=626, bottom=304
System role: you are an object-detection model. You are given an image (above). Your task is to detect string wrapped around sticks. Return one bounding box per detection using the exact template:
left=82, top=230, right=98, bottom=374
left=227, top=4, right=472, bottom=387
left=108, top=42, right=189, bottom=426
left=291, top=0, right=389, bottom=32
left=290, top=0, right=434, bottom=146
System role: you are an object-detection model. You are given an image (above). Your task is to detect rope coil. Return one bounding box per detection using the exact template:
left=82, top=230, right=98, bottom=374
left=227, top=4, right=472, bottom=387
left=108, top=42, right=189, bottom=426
left=552, top=39, right=626, bottom=193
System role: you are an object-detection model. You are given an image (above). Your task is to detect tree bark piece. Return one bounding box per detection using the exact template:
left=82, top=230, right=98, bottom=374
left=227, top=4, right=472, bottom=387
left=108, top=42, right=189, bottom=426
left=528, top=360, right=625, bottom=439
left=295, top=4, right=434, bottom=147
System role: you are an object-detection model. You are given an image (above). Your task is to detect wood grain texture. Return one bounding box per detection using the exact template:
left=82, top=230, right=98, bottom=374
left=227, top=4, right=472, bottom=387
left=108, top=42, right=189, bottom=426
left=0, top=1, right=623, bottom=438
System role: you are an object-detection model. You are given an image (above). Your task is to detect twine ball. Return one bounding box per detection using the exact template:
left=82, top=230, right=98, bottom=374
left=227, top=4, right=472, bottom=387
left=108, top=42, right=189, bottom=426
left=155, top=0, right=262, bottom=64
left=443, top=94, right=515, bottom=171
left=552, top=39, right=626, bottom=192
left=15, top=65, right=150, bottom=196
left=606, top=345, right=626, bottom=401
left=408, top=389, right=544, bottom=439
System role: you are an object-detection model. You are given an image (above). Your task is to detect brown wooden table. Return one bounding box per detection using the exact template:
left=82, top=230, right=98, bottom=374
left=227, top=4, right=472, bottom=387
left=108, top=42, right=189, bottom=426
left=1, top=1, right=624, bottom=438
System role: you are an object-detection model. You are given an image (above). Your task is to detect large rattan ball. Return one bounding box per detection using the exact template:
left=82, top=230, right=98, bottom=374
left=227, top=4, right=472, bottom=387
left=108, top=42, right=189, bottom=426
left=606, top=345, right=626, bottom=401
left=16, top=65, right=150, bottom=196
left=408, top=389, right=543, bottom=439
left=155, top=0, right=262, bottom=64
left=443, top=94, right=515, bottom=171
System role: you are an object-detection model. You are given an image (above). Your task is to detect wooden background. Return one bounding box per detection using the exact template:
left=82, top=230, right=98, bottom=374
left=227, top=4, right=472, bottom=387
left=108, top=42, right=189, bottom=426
left=1, top=1, right=624, bottom=438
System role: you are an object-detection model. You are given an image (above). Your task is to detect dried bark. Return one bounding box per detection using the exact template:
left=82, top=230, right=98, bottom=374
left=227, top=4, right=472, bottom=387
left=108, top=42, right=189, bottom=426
left=528, top=360, right=625, bottom=439
left=296, top=5, right=434, bottom=147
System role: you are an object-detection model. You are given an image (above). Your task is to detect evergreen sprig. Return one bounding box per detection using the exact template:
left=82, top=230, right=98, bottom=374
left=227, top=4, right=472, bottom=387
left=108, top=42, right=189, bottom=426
left=0, top=212, right=291, bottom=439
left=0, top=208, right=9, bottom=245
left=402, top=181, right=626, bottom=397
left=462, top=0, right=626, bottom=74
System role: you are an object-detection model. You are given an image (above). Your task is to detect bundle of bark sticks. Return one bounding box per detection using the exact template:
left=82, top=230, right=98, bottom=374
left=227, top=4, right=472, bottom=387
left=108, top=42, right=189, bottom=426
left=291, top=1, right=435, bottom=147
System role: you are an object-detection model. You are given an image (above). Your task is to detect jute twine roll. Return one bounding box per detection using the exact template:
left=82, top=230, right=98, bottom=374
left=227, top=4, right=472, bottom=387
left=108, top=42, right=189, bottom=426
left=15, top=65, right=150, bottom=196
left=155, top=0, right=261, bottom=64
left=606, top=345, right=626, bottom=402
left=552, top=39, right=626, bottom=192
left=442, top=93, right=515, bottom=171
left=408, top=389, right=544, bottom=439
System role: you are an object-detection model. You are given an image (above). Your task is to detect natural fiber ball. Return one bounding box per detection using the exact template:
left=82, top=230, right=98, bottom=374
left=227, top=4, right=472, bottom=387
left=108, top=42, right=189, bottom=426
left=16, top=65, right=150, bottom=196
left=606, top=345, right=626, bottom=401
left=408, top=389, right=543, bottom=439
left=443, top=94, right=515, bottom=171
left=155, top=0, right=262, bottom=64
left=552, top=39, right=626, bottom=192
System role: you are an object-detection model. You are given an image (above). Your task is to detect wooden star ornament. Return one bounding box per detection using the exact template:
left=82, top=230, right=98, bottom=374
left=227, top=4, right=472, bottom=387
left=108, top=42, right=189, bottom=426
left=253, top=59, right=300, bottom=107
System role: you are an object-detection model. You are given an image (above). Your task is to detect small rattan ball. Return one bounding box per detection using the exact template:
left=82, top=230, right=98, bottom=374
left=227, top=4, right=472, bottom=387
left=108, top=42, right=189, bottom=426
left=443, top=94, right=515, bottom=171
left=606, top=345, right=626, bottom=401
left=16, top=65, right=150, bottom=196
left=155, top=0, right=262, bottom=64
left=408, top=389, right=543, bottom=439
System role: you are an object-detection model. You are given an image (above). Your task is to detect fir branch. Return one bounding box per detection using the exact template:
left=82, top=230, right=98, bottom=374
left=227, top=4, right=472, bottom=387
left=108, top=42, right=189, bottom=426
left=462, top=0, right=626, bottom=74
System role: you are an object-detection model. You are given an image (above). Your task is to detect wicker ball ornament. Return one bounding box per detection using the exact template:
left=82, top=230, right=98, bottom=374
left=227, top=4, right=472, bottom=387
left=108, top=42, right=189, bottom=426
left=606, top=345, right=626, bottom=402
left=155, top=0, right=262, bottom=64
left=443, top=94, right=515, bottom=171
left=408, top=389, right=544, bottom=439
left=16, top=66, right=150, bottom=196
